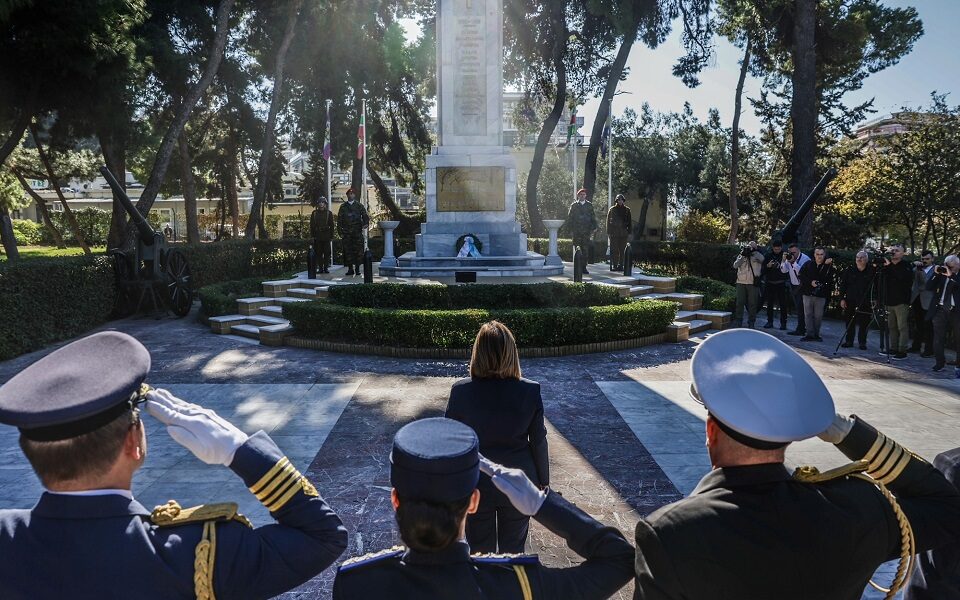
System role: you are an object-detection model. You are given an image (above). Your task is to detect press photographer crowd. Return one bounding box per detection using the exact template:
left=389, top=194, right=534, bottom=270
left=731, top=240, right=960, bottom=373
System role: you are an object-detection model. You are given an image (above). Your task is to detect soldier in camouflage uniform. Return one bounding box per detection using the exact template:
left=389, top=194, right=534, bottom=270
left=337, top=188, right=369, bottom=276
left=310, top=196, right=335, bottom=273
left=566, top=188, right=597, bottom=274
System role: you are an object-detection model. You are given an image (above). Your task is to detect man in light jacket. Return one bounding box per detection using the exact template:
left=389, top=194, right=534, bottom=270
left=733, top=241, right=765, bottom=328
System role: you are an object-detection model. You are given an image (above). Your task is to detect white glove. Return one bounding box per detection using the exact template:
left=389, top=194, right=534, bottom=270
left=479, top=456, right=547, bottom=517
left=146, top=388, right=249, bottom=466
left=817, top=413, right=855, bottom=444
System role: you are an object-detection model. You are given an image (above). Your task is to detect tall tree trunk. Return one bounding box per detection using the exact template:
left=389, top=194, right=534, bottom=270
left=126, top=0, right=235, bottom=242
left=636, top=196, right=652, bottom=240
left=178, top=131, right=200, bottom=244
left=0, top=205, right=19, bottom=260
left=728, top=38, right=752, bottom=244
left=11, top=168, right=66, bottom=248
left=0, top=90, right=34, bottom=167
left=30, top=123, right=91, bottom=253
left=790, top=0, right=817, bottom=248
left=525, top=4, right=567, bottom=238
left=245, top=0, right=304, bottom=239
left=584, top=28, right=637, bottom=201
left=227, top=141, right=240, bottom=234
left=99, top=131, right=128, bottom=249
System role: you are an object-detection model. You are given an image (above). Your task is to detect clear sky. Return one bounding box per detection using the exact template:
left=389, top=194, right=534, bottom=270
left=580, top=0, right=960, bottom=135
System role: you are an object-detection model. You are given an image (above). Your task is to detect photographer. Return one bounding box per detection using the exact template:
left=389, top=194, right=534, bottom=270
left=781, top=243, right=811, bottom=336
left=762, top=241, right=789, bottom=330
left=839, top=251, right=875, bottom=350
left=910, top=250, right=937, bottom=357
left=881, top=244, right=914, bottom=360
left=733, top=241, right=765, bottom=328
left=798, top=247, right=835, bottom=342
left=926, top=255, right=960, bottom=373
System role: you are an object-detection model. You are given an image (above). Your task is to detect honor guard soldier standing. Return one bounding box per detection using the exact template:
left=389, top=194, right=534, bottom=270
left=310, top=195, right=335, bottom=274
left=567, top=188, right=597, bottom=274
left=606, top=194, right=632, bottom=271
left=333, top=418, right=635, bottom=599
left=633, top=329, right=960, bottom=600
left=337, top=188, right=369, bottom=276
left=0, top=332, right=348, bottom=599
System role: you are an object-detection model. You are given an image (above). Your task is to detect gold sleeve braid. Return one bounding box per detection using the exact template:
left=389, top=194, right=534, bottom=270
left=249, top=456, right=319, bottom=512
left=794, top=436, right=919, bottom=600
left=512, top=565, right=533, bottom=600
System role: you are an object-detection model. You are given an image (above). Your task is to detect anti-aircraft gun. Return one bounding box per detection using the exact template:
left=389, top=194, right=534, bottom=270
left=771, top=168, right=838, bottom=246
left=101, top=166, right=193, bottom=317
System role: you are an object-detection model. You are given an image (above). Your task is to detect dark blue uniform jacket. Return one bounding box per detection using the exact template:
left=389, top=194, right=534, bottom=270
left=332, top=490, right=635, bottom=599
left=0, top=431, right=347, bottom=599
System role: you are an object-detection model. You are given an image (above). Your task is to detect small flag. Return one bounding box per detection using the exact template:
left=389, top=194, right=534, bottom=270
left=356, top=111, right=365, bottom=160
left=565, top=105, right=577, bottom=147
left=600, top=113, right=611, bottom=158
left=322, top=104, right=332, bottom=161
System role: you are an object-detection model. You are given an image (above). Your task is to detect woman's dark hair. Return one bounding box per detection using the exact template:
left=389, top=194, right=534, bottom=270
left=395, top=493, right=472, bottom=552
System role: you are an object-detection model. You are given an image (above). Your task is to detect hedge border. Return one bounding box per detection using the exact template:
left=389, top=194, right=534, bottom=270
left=283, top=298, right=677, bottom=349
left=285, top=331, right=668, bottom=358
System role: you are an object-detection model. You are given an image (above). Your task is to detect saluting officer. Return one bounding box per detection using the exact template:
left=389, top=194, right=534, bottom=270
left=0, top=332, right=347, bottom=599
left=333, top=417, right=635, bottom=599
left=633, top=329, right=960, bottom=600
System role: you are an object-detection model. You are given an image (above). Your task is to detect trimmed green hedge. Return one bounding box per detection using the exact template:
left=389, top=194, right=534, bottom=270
left=328, top=282, right=626, bottom=309
left=676, top=275, right=737, bottom=312
left=0, top=256, right=115, bottom=360
left=197, top=277, right=269, bottom=317
left=284, top=298, right=677, bottom=348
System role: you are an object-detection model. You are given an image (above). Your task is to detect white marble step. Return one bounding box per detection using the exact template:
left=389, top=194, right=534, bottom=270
left=687, top=319, right=713, bottom=334
left=230, top=324, right=262, bottom=339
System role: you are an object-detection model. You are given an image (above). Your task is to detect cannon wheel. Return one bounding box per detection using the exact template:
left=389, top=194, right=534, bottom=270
left=162, top=249, right=193, bottom=317
left=110, top=250, right=136, bottom=318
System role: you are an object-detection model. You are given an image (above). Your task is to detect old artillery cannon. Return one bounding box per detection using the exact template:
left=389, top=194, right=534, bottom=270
left=101, top=166, right=194, bottom=317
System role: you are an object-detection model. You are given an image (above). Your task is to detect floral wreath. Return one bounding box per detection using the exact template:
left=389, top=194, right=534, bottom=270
left=454, top=233, right=483, bottom=255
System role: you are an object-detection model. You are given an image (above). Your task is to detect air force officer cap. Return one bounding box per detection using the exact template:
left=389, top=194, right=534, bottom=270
left=0, top=331, right=151, bottom=441
left=690, top=329, right=835, bottom=449
left=391, top=418, right=480, bottom=502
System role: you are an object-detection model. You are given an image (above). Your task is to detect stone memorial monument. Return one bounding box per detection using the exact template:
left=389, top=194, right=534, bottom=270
left=380, top=0, right=562, bottom=277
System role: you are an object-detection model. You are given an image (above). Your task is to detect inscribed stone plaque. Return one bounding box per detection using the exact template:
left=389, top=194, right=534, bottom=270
left=437, top=167, right=505, bottom=212
left=452, top=3, right=487, bottom=136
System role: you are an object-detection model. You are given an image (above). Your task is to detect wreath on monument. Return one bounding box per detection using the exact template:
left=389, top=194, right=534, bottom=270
left=454, top=233, right=483, bottom=256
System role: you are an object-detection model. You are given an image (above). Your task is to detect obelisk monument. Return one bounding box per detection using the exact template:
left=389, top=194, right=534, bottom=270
left=416, top=0, right=522, bottom=257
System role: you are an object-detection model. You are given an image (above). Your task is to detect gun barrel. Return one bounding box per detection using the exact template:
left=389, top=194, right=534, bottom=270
left=99, top=166, right=155, bottom=244
left=778, top=168, right=838, bottom=244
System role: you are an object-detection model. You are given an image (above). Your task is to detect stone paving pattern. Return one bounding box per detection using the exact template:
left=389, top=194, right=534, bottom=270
left=0, top=309, right=958, bottom=599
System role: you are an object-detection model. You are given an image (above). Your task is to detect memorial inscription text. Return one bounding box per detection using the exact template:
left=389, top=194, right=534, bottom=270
left=437, top=167, right=505, bottom=212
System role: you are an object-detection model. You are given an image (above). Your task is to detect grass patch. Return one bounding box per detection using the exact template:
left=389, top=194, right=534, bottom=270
left=0, top=245, right=108, bottom=261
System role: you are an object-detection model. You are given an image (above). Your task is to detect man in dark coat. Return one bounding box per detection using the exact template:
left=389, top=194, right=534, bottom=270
left=925, top=254, right=960, bottom=372
left=310, top=196, right=335, bottom=273
left=337, top=188, right=369, bottom=276
left=839, top=250, right=876, bottom=349
left=0, top=332, right=348, bottom=599
left=606, top=194, right=632, bottom=270
left=910, top=250, right=937, bottom=356
left=567, top=188, right=597, bottom=274
left=333, top=418, right=635, bottom=600
left=761, top=240, right=789, bottom=329
left=881, top=244, right=915, bottom=358
left=633, top=329, right=960, bottom=600
left=906, top=446, right=960, bottom=599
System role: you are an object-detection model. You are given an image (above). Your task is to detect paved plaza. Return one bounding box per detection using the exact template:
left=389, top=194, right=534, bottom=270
left=0, top=312, right=958, bottom=599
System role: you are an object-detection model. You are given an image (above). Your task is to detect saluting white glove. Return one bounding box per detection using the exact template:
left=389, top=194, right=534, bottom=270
left=479, top=456, right=547, bottom=517
left=146, top=388, right=249, bottom=466
left=817, top=413, right=855, bottom=444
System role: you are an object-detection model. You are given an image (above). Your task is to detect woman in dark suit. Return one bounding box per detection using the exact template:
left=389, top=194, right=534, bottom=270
left=445, top=320, right=549, bottom=554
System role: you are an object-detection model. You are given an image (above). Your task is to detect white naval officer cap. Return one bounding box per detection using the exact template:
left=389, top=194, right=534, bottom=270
left=689, top=329, right=835, bottom=449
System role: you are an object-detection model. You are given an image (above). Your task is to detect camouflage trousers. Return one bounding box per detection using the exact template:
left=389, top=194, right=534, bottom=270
left=342, top=233, right=365, bottom=266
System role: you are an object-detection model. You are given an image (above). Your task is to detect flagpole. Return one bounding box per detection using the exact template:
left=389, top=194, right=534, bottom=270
left=572, top=107, right=578, bottom=204
left=325, top=99, right=332, bottom=209
left=362, top=98, right=369, bottom=250
left=606, top=98, right=613, bottom=264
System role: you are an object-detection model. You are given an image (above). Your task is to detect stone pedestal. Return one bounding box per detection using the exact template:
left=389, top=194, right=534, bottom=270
left=542, top=220, right=564, bottom=266
left=379, top=221, right=399, bottom=267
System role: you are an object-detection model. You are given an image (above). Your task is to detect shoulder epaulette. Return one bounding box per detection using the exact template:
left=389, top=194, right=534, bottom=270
left=472, top=552, right=540, bottom=566
left=338, top=546, right=405, bottom=572
left=150, top=500, right=253, bottom=529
